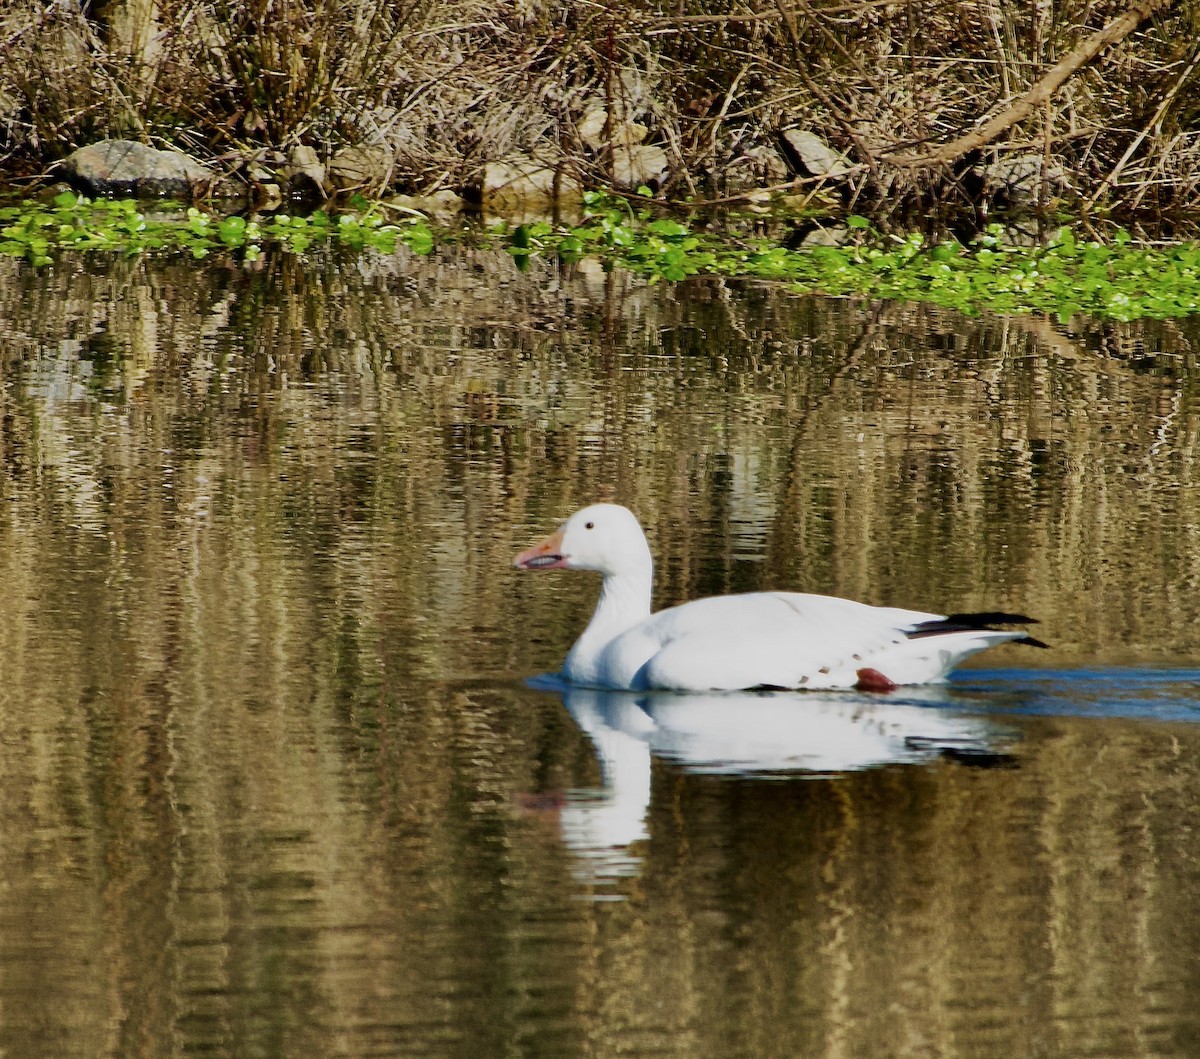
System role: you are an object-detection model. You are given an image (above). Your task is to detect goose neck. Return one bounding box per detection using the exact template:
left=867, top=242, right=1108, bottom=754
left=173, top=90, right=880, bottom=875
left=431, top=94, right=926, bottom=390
left=564, top=566, right=653, bottom=685
left=594, top=567, right=653, bottom=629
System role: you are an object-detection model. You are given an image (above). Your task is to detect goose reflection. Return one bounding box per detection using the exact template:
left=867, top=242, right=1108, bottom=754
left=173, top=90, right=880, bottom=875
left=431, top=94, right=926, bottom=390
left=551, top=684, right=1008, bottom=881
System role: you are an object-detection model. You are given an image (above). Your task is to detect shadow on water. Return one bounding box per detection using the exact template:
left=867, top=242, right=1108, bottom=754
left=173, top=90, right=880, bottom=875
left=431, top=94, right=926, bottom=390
left=952, top=667, right=1200, bottom=721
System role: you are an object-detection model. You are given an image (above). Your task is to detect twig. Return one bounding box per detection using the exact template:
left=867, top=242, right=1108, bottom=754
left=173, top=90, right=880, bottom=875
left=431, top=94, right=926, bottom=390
left=773, top=0, right=883, bottom=183
left=1087, top=42, right=1200, bottom=208
left=885, top=0, right=1176, bottom=168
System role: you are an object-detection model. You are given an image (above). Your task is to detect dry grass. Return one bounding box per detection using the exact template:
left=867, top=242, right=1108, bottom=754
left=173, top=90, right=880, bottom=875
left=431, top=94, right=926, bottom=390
left=1, top=0, right=1198, bottom=218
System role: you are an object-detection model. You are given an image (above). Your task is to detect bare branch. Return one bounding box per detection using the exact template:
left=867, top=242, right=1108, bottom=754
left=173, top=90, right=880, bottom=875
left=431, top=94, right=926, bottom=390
left=885, top=0, right=1178, bottom=168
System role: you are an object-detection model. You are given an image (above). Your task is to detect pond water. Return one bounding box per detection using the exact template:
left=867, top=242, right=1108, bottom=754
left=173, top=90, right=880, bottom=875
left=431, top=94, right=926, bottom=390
left=1, top=244, right=1199, bottom=1058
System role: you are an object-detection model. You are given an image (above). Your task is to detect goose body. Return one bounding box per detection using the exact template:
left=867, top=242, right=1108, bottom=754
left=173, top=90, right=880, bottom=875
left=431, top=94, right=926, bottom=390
left=515, top=503, right=1044, bottom=692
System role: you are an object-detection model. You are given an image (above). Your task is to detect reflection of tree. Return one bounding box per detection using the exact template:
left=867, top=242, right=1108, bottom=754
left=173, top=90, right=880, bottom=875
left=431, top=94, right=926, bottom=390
left=0, top=247, right=1198, bottom=1054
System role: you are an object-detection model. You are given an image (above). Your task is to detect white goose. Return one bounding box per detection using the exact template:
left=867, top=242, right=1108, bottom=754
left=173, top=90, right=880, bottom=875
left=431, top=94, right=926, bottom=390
left=515, top=503, right=1045, bottom=692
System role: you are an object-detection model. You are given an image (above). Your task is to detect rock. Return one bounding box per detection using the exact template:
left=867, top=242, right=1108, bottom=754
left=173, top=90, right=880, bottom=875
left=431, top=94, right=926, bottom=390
left=611, top=144, right=668, bottom=189
left=62, top=139, right=214, bottom=198
left=577, top=108, right=607, bottom=149
left=780, top=129, right=852, bottom=179
left=799, top=224, right=852, bottom=247
left=481, top=158, right=583, bottom=218
left=743, top=145, right=790, bottom=183
left=721, top=145, right=791, bottom=196
left=281, top=144, right=326, bottom=195
left=253, top=183, right=283, bottom=212
left=329, top=143, right=395, bottom=192
left=984, top=153, right=1071, bottom=205
left=578, top=106, right=648, bottom=151
left=386, top=190, right=463, bottom=222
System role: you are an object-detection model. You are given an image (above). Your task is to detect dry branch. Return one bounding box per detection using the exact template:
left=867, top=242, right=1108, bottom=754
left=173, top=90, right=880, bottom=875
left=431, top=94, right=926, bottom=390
left=885, top=0, right=1179, bottom=168
left=1, top=0, right=1198, bottom=214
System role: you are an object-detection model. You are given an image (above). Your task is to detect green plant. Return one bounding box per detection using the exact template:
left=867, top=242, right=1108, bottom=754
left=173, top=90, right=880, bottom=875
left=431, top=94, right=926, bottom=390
left=0, top=192, right=434, bottom=264
left=495, top=194, right=1200, bottom=321
left=6, top=190, right=1200, bottom=323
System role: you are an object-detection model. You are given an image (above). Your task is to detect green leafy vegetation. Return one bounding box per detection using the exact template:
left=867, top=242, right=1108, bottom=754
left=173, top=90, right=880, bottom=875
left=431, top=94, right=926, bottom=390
left=498, top=193, right=1200, bottom=322
left=0, top=192, right=433, bottom=265
left=3, top=190, right=1199, bottom=322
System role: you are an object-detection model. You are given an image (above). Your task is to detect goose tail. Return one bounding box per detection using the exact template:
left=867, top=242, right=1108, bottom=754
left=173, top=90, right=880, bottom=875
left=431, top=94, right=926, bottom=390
left=907, top=611, right=1048, bottom=650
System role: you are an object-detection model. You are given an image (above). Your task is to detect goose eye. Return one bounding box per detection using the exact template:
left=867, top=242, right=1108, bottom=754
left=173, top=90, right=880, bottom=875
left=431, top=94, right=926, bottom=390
left=585, top=521, right=594, bottom=530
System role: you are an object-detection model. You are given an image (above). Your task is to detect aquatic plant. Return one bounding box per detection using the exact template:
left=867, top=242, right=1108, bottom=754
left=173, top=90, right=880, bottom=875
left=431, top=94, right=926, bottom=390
left=0, top=192, right=434, bottom=265
left=4, top=189, right=1199, bottom=322
left=500, top=193, right=1200, bottom=322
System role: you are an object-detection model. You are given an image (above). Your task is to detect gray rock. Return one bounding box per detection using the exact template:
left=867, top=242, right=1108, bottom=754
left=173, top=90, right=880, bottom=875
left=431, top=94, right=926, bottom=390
left=281, top=144, right=327, bottom=195
left=780, top=129, right=852, bottom=178
left=62, top=139, right=214, bottom=198
left=578, top=106, right=647, bottom=151
left=800, top=224, right=852, bottom=247
left=386, top=190, right=463, bottom=222
left=743, top=145, right=790, bottom=183
left=611, top=144, right=668, bottom=189
left=481, top=158, right=583, bottom=218
left=328, top=144, right=395, bottom=192
left=722, top=145, right=791, bottom=196
left=984, top=153, right=1071, bottom=203
left=253, top=183, right=283, bottom=211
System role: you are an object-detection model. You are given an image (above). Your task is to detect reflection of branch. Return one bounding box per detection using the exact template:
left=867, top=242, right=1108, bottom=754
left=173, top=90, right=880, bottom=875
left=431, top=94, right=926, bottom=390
left=885, top=0, right=1175, bottom=168
left=772, top=299, right=901, bottom=561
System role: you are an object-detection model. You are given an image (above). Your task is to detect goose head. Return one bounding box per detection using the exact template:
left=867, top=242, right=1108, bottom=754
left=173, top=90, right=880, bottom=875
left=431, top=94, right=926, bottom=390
left=514, top=503, right=653, bottom=578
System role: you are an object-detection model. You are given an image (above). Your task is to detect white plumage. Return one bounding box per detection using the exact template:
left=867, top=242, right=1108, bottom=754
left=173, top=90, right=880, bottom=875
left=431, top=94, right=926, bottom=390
left=515, top=503, right=1043, bottom=692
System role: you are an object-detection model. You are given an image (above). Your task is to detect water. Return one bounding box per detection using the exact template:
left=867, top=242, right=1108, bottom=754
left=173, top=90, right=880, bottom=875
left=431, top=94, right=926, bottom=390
left=1, top=245, right=1199, bottom=1057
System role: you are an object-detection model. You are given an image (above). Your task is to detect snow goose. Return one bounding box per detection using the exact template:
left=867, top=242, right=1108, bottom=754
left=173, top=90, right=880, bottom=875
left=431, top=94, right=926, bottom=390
left=515, top=503, right=1044, bottom=692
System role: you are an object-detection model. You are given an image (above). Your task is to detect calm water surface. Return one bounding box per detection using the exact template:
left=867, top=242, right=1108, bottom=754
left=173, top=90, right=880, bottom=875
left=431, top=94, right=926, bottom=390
left=1, top=245, right=1199, bottom=1057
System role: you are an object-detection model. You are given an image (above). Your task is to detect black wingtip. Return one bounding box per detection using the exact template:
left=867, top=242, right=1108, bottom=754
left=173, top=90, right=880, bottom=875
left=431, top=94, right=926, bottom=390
left=908, top=611, right=1047, bottom=648
left=943, top=611, right=1039, bottom=627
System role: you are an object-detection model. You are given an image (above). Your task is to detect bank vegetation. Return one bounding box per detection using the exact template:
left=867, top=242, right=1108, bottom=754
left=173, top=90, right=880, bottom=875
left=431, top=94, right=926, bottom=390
left=2, top=0, right=1199, bottom=223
